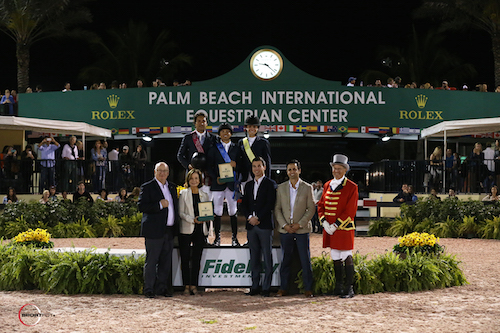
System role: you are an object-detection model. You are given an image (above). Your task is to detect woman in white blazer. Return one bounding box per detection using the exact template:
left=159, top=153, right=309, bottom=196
left=178, top=169, right=209, bottom=295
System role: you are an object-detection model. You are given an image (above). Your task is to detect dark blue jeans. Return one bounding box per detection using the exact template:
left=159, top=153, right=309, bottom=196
left=40, top=166, right=55, bottom=192
left=247, top=226, right=273, bottom=291
left=279, top=232, right=313, bottom=291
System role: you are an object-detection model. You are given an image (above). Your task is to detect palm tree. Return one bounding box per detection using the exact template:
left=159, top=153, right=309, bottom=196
left=0, top=0, right=93, bottom=92
left=361, top=27, right=477, bottom=87
left=79, top=20, right=192, bottom=87
left=415, top=0, right=500, bottom=87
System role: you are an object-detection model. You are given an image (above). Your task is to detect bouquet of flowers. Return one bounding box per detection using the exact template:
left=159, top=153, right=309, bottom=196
left=176, top=185, right=187, bottom=198
left=11, top=228, right=54, bottom=249
left=393, top=232, right=443, bottom=256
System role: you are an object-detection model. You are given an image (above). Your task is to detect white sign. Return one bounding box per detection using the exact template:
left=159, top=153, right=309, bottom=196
left=172, top=248, right=282, bottom=287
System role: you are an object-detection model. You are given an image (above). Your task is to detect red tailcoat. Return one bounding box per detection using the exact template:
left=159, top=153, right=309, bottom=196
left=318, top=177, right=358, bottom=250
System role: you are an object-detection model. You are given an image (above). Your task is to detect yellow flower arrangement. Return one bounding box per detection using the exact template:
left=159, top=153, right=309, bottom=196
left=393, top=232, right=443, bottom=256
left=176, top=185, right=187, bottom=198
left=12, top=228, right=54, bottom=248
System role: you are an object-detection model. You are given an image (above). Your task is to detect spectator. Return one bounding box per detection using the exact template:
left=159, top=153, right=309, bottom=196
left=98, top=82, right=106, bottom=90
left=75, top=140, right=85, bottom=182
left=312, top=180, right=324, bottom=233
left=25, top=87, right=33, bottom=93
left=393, top=184, right=410, bottom=203
left=108, top=147, right=120, bottom=191
left=62, top=82, right=71, bottom=92
left=495, top=86, right=500, bottom=93
left=127, top=187, right=140, bottom=203
left=429, top=147, right=443, bottom=192
left=60, top=191, right=71, bottom=202
left=387, top=78, right=395, bottom=88
left=35, top=85, right=42, bottom=93
left=96, top=188, right=111, bottom=202
left=347, top=77, right=356, bottom=87
left=136, top=79, right=144, bottom=88
left=115, top=187, right=128, bottom=203
left=394, top=76, right=402, bottom=88
left=441, top=81, right=451, bottom=90
left=91, top=140, right=107, bottom=191
left=468, top=142, right=485, bottom=193
left=407, top=185, right=417, bottom=202
left=111, top=80, right=119, bottom=89
left=3, top=187, right=18, bottom=204
left=20, top=145, right=37, bottom=193
left=39, top=190, right=50, bottom=204
left=119, top=146, right=133, bottom=190
left=61, top=136, right=79, bottom=192
left=49, top=186, right=58, bottom=201
left=73, top=181, right=93, bottom=204
left=448, top=188, right=457, bottom=198
left=428, top=188, right=441, bottom=201
left=38, top=136, right=60, bottom=192
left=482, top=185, right=499, bottom=202
left=3, top=146, right=18, bottom=179
left=156, top=77, right=166, bottom=87
left=132, top=144, right=147, bottom=187
left=477, top=84, right=488, bottom=92
left=374, top=79, right=383, bottom=87
left=445, top=148, right=457, bottom=193
left=90, top=83, right=99, bottom=90
left=1, top=89, right=15, bottom=115
left=483, top=142, right=496, bottom=192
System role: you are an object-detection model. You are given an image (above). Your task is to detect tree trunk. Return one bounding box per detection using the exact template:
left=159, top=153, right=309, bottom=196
left=16, top=42, right=30, bottom=93
left=492, top=32, right=500, bottom=88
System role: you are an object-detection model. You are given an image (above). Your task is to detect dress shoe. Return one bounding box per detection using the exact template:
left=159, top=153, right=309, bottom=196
left=275, top=289, right=288, bottom=297
left=212, top=236, right=221, bottom=247
left=190, top=287, right=199, bottom=296
left=241, top=241, right=249, bottom=247
left=304, top=291, right=314, bottom=298
left=158, top=291, right=173, bottom=297
left=144, top=292, right=155, bottom=298
left=340, top=286, right=355, bottom=298
left=245, top=289, right=261, bottom=296
left=261, top=290, right=270, bottom=297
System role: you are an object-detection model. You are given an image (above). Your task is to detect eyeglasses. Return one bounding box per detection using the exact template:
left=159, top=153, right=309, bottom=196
left=156, top=169, right=169, bottom=173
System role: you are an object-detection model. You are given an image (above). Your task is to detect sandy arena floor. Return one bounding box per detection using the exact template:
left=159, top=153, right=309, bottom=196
left=1, top=233, right=499, bottom=332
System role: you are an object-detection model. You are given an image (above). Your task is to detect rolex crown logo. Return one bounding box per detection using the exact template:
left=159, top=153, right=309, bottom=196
left=107, top=94, right=120, bottom=109
left=415, top=94, right=428, bottom=109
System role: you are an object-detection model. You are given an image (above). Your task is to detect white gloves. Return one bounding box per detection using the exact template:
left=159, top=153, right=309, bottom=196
left=322, top=221, right=337, bottom=235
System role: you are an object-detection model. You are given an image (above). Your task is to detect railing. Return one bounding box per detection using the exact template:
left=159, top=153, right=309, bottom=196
left=0, top=158, right=155, bottom=194
left=370, top=159, right=498, bottom=194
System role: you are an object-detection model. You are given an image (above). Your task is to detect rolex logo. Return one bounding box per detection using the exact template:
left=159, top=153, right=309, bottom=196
left=107, top=94, right=120, bottom=109
left=415, top=94, right=428, bottom=109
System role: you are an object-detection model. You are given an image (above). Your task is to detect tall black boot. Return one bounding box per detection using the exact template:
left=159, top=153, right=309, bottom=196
left=212, top=215, right=221, bottom=246
left=230, top=215, right=240, bottom=247
left=333, top=260, right=344, bottom=296
left=341, top=260, right=355, bottom=298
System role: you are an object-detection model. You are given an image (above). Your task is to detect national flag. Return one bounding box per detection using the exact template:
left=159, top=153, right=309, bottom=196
left=367, top=127, right=379, bottom=134
left=288, top=125, right=295, bottom=132
left=206, top=126, right=213, bottom=132
left=149, top=127, right=161, bottom=134
left=180, top=126, right=192, bottom=132
left=277, top=125, right=286, bottom=132
left=360, top=126, right=367, bottom=133
left=137, top=127, right=150, bottom=134
left=131, top=128, right=137, bottom=134
left=392, top=127, right=400, bottom=134
left=306, top=126, right=319, bottom=132
left=163, top=127, right=170, bottom=133
left=348, top=127, right=358, bottom=133
left=118, top=128, right=129, bottom=135
left=169, top=126, right=182, bottom=133
left=399, top=127, right=410, bottom=134
left=232, top=125, right=244, bottom=132
left=379, top=127, right=390, bottom=134
left=294, top=125, right=308, bottom=132
left=212, top=126, right=219, bottom=133
left=338, top=126, right=348, bottom=133
left=262, top=125, right=277, bottom=132
left=409, top=128, right=420, bottom=134
left=111, top=128, right=118, bottom=135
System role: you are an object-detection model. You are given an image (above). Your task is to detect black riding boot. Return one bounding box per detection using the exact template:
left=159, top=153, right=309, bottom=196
left=212, top=215, right=221, bottom=246
left=341, top=259, right=355, bottom=298
left=230, top=215, right=240, bottom=247
left=333, top=260, right=344, bottom=296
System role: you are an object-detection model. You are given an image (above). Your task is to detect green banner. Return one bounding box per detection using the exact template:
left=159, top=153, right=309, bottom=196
left=19, top=46, right=500, bottom=135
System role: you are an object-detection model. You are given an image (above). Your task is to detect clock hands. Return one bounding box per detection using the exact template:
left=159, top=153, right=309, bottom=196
left=258, top=63, right=277, bottom=72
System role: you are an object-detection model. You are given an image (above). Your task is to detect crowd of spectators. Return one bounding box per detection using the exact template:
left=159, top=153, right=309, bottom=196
left=0, top=137, right=150, bottom=198
left=345, top=77, right=500, bottom=92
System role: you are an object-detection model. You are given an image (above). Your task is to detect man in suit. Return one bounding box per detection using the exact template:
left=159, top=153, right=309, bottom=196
left=318, top=154, right=358, bottom=298
left=177, top=110, right=216, bottom=175
left=240, top=157, right=277, bottom=297
left=207, top=123, right=241, bottom=246
left=138, top=162, right=180, bottom=298
left=238, top=116, right=272, bottom=186
left=274, top=159, right=315, bottom=297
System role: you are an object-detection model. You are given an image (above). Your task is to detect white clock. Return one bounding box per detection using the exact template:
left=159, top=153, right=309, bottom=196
left=250, top=49, right=283, bottom=81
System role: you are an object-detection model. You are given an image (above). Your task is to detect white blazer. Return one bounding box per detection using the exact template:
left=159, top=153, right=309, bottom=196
left=179, top=188, right=209, bottom=235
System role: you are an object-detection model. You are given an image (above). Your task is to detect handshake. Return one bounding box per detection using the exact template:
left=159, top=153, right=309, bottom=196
left=322, top=219, right=341, bottom=235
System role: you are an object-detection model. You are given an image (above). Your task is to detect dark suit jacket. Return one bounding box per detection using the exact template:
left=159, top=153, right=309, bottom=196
left=238, top=136, right=272, bottom=178
left=207, top=139, right=240, bottom=191
left=177, top=131, right=216, bottom=170
left=241, top=176, right=277, bottom=230
left=138, top=178, right=180, bottom=239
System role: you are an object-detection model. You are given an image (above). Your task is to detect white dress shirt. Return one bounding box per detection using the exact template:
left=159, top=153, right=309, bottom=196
left=330, top=176, right=345, bottom=192
left=156, top=178, right=175, bottom=226
left=289, top=178, right=301, bottom=221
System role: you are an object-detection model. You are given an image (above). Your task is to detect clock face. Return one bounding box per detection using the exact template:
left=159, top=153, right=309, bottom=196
left=250, top=49, right=283, bottom=81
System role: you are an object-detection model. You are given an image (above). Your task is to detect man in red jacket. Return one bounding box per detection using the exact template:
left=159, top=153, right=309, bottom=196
left=318, top=154, right=358, bottom=298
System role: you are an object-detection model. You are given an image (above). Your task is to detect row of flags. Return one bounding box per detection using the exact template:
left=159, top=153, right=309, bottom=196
left=112, top=125, right=422, bottom=136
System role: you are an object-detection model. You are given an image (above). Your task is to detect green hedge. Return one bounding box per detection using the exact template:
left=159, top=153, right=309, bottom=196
left=0, top=199, right=142, bottom=239
left=298, top=252, right=468, bottom=295
left=368, top=198, right=500, bottom=239
left=0, top=243, right=467, bottom=295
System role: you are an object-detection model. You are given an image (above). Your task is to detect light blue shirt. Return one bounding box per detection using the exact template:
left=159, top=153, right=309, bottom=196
left=38, top=144, right=60, bottom=167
